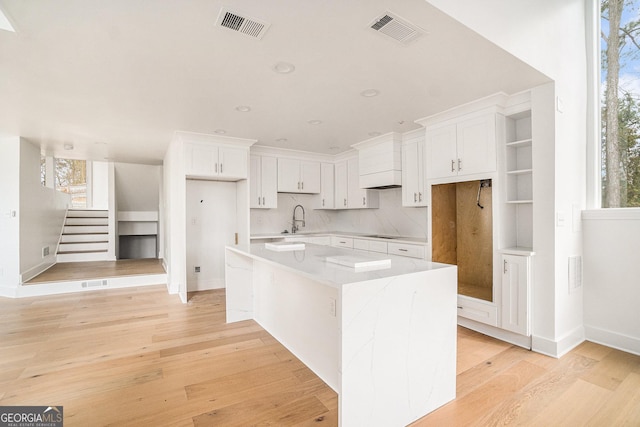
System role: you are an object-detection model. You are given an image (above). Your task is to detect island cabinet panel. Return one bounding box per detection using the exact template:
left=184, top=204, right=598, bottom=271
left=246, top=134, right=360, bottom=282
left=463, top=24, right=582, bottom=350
left=225, top=244, right=457, bottom=427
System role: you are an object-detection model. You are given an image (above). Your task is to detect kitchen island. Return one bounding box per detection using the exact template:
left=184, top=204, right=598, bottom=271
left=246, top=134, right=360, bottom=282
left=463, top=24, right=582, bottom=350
left=225, top=243, right=457, bottom=427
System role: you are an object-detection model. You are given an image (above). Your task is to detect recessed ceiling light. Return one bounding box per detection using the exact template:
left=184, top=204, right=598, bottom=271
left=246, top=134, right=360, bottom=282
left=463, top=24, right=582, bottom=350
left=360, top=89, right=380, bottom=97
left=329, top=146, right=340, bottom=151
left=214, top=129, right=227, bottom=134
left=235, top=105, right=251, bottom=112
left=276, top=138, right=288, bottom=143
left=368, top=131, right=382, bottom=137
left=63, top=143, right=74, bottom=150
left=308, top=120, right=322, bottom=125
left=273, top=62, right=295, bottom=74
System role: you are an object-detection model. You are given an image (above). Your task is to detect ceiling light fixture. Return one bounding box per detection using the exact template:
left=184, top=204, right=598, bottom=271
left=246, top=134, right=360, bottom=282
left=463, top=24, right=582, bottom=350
left=214, top=129, right=227, bottom=134
left=329, top=146, right=340, bottom=151
left=63, top=143, right=74, bottom=150
left=273, top=62, right=295, bottom=74
left=308, top=120, right=322, bottom=125
left=360, top=89, right=380, bottom=97
left=235, top=105, right=251, bottom=112
left=276, top=138, right=288, bottom=143
left=368, top=131, right=382, bottom=137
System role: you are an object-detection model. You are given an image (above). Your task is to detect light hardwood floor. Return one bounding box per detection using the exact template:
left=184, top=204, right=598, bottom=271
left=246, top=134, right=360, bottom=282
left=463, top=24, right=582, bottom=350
left=1, top=286, right=638, bottom=426
left=25, top=259, right=165, bottom=284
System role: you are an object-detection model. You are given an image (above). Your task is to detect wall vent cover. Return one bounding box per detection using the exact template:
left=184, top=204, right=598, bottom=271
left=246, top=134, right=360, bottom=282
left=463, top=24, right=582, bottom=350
left=216, top=8, right=270, bottom=40
left=369, top=12, right=423, bottom=44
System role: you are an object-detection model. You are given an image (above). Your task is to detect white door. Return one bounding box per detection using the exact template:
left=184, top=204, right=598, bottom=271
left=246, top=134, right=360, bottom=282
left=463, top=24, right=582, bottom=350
left=319, top=162, right=335, bottom=209
left=347, top=157, right=364, bottom=208
left=299, top=160, right=321, bottom=193
left=186, top=180, right=237, bottom=292
left=249, top=155, right=261, bottom=208
left=277, top=158, right=301, bottom=192
left=426, top=124, right=457, bottom=179
left=402, top=141, right=419, bottom=206
left=218, top=146, right=248, bottom=179
left=501, top=254, right=531, bottom=336
left=260, top=156, right=278, bottom=208
left=185, top=142, right=218, bottom=177
left=335, top=160, right=348, bottom=208
left=457, top=114, right=496, bottom=176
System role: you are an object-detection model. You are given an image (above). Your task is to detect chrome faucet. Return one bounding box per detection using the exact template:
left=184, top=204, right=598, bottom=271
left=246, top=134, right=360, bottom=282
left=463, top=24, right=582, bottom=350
left=292, top=204, right=305, bottom=234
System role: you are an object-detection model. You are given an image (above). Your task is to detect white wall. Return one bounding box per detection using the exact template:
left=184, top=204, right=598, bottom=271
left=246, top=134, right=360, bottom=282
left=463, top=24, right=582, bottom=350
left=91, top=161, right=109, bottom=210
left=583, top=213, right=640, bottom=355
left=0, top=138, right=21, bottom=295
left=250, top=189, right=428, bottom=238
left=19, top=139, right=70, bottom=281
left=114, top=163, right=161, bottom=211
left=426, top=0, right=588, bottom=356
left=163, top=137, right=186, bottom=299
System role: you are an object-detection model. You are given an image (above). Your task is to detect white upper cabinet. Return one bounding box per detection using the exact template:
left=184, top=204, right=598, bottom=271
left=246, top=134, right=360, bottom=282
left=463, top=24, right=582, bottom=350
left=335, top=160, right=349, bottom=209
left=250, top=155, right=278, bottom=209
left=334, top=158, right=379, bottom=209
left=318, top=162, right=335, bottom=209
left=277, top=158, right=320, bottom=193
left=402, top=136, right=427, bottom=207
left=185, top=142, right=249, bottom=180
left=347, top=157, right=379, bottom=209
left=425, top=113, right=496, bottom=180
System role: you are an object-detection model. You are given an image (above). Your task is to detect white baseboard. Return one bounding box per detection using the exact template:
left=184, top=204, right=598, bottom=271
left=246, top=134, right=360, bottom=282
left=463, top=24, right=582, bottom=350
left=532, top=325, right=585, bottom=358
left=187, top=277, right=225, bottom=292
left=0, top=285, right=17, bottom=298
left=457, top=317, right=532, bottom=350
left=20, top=257, right=56, bottom=283
left=585, top=325, right=640, bottom=356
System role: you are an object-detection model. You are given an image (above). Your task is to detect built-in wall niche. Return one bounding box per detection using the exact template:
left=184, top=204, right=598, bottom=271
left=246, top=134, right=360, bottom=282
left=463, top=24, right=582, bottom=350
left=117, top=211, right=158, bottom=259
left=503, top=109, right=533, bottom=249
left=431, top=180, right=493, bottom=302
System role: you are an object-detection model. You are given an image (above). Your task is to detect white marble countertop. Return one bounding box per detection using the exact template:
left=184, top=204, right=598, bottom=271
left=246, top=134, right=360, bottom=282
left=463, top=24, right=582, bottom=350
left=250, top=231, right=428, bottom=245
left=227, top=243, right=452, bottom=288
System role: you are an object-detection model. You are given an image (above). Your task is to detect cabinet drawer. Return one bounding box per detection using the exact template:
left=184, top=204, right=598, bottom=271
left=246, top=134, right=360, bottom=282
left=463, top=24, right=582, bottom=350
left=387, top=242, right=425, bottom=259
left=457, top=295, right=498, bottom=327
left=369, top=240, right=388, bottom=254
left=309, top=236, right=331, bottom=246
left=353, top=239, right=369, bottom=251
left=331, top=236, right=353, bottom=248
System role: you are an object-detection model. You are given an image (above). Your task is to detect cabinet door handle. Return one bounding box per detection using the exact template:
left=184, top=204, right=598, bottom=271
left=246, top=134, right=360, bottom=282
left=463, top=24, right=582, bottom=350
left=451, top=160, right=455, bottom=172
left=458, top=158, right=462, bottom=171
left=414, top=193, right=417, bottom=202
left=362, top=197, right=366, bottom=205
left=399, top=249, right=408, bottom=252
left=504, top=260, right=508, bottom=273
left=418, top=192, right=422, bottom=202
left=215, top=163, right=218, bottom=173
left=322, top=198, right=325, bottom=207
left=301, top=181, right=304, bottom=190
left=262, top=197, right=265, bottom=205
left=344, top=198, right=347, bottom=206
left=220, top=163, right=224, bottom=173
left=258, top=197, right=261, bottom=205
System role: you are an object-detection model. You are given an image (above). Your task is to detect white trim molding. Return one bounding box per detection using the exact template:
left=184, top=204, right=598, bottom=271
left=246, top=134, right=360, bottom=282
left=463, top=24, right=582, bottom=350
left=582, top=208, right=640, bottom=221
left=585, top=325, right=640, bottom=356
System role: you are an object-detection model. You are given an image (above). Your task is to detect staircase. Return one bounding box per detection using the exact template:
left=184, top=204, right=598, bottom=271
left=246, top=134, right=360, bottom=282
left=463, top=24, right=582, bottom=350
left=57, top=209, right=111, bottom=262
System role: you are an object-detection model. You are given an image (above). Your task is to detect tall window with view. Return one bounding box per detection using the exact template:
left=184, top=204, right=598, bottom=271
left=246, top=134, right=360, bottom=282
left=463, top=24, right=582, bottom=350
left=55, top=159, right=87, bottom=208
left=601, top=0, right=640, bottom=207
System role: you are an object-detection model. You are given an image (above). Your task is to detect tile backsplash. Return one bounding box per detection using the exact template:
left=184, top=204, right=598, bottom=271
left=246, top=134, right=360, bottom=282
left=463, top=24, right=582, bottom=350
left=250, top=189, right=427, bottom=238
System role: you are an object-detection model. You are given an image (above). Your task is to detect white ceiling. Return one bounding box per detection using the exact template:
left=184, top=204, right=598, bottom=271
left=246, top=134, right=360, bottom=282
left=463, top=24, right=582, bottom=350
left=0, top=0, right=550, bottom=165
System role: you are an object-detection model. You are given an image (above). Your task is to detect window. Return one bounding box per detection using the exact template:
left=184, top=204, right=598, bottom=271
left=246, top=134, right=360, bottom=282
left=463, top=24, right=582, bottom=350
left=55, top=158, right=87, bottom=208
left=601, top=0, right=640, bottom=207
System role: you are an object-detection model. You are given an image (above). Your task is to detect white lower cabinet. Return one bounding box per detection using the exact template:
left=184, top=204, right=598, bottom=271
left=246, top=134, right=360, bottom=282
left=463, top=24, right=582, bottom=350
left=387, top=242, right=426, bottom=259
left=501, top=254, right=531, bottom=336
left=457, top=295, right=498, bottom=327
left=353, top=239, right=388, bottom=254
left=331, top=236, right=354, bottom=248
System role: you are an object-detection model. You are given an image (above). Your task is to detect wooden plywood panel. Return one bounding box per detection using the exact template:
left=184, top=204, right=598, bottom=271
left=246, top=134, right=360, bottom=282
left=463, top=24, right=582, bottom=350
left=456, top=180, right=493, bottom=301
left=431, top=183, right=457, bottom=265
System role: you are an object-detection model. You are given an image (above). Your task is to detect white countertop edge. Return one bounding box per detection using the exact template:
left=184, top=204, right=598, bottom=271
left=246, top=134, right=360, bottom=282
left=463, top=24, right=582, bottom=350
left=250, top=232, right=428, bottom=245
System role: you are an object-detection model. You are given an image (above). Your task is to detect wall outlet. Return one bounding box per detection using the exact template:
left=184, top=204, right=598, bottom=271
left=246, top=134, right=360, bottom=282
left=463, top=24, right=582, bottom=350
left=42, top=246, right=50, bottom=258
left=194, top=266, right=201, bottom=273
left=329, top=297, right=336, bottom=317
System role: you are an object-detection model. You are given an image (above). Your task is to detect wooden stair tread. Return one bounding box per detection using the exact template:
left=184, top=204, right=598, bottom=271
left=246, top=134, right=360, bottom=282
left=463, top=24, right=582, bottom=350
left=57, top=249, right=109, bottom=254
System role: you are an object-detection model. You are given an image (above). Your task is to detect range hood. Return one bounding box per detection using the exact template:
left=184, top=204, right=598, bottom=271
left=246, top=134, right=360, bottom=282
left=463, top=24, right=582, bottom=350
left=351, top=132, right=402, bottom=189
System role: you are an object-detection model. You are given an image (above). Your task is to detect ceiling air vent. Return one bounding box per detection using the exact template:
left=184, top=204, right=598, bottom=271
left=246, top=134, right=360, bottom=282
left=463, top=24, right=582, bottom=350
left=369, top=12, right=423, bottom=45
left=216, top=8, right=270, bottom=40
